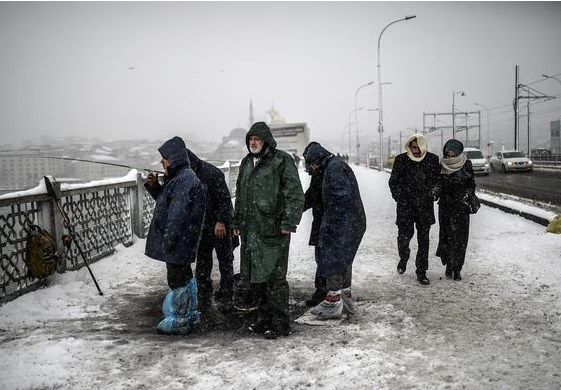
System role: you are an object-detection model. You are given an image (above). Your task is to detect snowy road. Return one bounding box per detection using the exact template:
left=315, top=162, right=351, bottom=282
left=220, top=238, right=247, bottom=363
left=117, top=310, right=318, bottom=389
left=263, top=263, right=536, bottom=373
left=1, top=166, right=560, bottom=389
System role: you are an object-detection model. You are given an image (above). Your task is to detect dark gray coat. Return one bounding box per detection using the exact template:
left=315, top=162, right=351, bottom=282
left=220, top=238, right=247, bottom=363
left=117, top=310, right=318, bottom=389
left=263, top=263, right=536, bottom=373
left=145, top=137, right=206, bottom=265
left=303, top=142, right=366, bottom=274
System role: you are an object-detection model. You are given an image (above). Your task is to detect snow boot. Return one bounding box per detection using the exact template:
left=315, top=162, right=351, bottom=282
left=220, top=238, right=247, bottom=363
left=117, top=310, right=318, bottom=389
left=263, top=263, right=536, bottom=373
left=310, top=290, right=344, bottom=319
left=341, top=287, right=356, bottom=315
left=157, top=278, right=200, bottom=335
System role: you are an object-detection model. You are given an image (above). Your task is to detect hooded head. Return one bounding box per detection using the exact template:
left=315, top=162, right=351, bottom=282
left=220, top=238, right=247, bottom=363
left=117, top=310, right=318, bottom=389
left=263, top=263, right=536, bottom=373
left=246, top=122, right=277, bottom=156
left=303, top=142, right=332, bottom=172
left=186, top=148, right=202, bottom=173
left=405, top=133, right=428, bottom=162
left=443, top=139, right=464, bottom=157
left=158, top=136, right=190, bottom=177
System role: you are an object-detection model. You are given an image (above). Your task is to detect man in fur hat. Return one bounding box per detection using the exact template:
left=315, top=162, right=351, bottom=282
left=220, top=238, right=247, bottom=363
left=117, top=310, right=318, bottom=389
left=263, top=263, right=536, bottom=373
left=389, top=134, right=440, bottom=285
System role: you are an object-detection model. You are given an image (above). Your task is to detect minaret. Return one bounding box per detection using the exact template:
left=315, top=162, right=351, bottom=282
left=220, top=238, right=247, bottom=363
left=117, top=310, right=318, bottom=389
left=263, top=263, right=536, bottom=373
left=248, top=99, right=254, bottom=128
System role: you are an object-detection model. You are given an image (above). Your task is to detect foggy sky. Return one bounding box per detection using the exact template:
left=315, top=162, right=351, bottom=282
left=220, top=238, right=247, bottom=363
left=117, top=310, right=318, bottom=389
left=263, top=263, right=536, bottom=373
left=1, top=1, right=560, bottom=153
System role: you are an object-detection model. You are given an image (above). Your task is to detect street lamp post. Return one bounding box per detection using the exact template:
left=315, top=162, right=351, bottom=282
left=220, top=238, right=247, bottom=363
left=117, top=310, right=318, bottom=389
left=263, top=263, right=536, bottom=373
left=348, top=107, right=364, bottom=157
left=452, top=90, right=466, bottom=139
left=474, top=102, right=490, bottom=155
left=354, top=81, right=375, bottom=164
left=542, top=74, right=561, bottom=153
left=377, top=15, right=416, bottom=171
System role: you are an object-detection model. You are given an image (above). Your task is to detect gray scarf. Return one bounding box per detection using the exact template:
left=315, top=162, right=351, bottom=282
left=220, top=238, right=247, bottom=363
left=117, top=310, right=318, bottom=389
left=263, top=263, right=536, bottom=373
left=441, top=153, right=467, bottom=175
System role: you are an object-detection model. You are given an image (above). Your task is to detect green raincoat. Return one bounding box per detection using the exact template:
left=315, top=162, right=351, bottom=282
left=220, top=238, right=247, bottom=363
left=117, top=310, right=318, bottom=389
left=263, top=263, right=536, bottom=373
left=232, top=124, right=304, bottom=283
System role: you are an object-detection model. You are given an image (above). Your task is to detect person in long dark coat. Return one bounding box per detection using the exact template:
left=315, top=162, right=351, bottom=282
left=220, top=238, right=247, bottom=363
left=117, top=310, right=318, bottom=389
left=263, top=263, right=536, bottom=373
left=144, top=136, right=206, bottom=334
left=389, top=133, right=440, bottom=285
left=303, top=161, right=325, bottom=306
left=435, top=139, right=476, bottom=281
left=303, top=142, right=366, bottom=319
left=231, top=122, right=304, bottom=339
left=186, top=149, right=236, bottom=311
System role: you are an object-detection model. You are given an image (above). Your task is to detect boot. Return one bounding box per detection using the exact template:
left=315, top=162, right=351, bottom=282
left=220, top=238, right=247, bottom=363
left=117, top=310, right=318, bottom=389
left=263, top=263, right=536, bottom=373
left=416, top=272, right=430, bottom=285
left=453, top=270, right=462, bottom=281
left=305, top=289, right=327, bottom=307
left=310, top=290, right=343, bottom=319
left=341, top=287, right=356, bottom=314
left=445, top=264, right=453, bottom=279
left=397, top=260, right=407, bottom=274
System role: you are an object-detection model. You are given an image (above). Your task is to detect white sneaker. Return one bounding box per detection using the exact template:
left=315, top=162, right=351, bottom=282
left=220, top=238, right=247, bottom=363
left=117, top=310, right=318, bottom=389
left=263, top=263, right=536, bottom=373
left=341, top=288, right=356, bottom=314
left=310, top=290, right=343, bottom=319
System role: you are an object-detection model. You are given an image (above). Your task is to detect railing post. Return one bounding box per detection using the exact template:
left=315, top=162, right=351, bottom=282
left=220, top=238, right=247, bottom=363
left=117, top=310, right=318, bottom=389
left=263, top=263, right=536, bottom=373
left=37, top=180, right=67, bottom=272
left=131, top=172, right=145, bottom=238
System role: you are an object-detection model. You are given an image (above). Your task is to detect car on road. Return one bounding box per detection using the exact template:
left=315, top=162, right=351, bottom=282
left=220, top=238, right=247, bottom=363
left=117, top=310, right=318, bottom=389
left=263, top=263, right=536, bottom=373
left=464, top=147, right=490, bottom=175
left=489, top=150, right=533, bottom=173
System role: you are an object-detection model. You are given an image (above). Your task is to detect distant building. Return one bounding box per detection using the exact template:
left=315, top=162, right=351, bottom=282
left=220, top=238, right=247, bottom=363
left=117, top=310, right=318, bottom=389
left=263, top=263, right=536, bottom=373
left=266, top=106, right=310, bottom=157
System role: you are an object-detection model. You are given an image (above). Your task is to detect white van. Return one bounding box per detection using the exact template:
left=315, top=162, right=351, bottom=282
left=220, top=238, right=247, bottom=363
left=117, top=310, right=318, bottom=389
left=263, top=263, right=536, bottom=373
left=464, top=147, right=490, bottom=175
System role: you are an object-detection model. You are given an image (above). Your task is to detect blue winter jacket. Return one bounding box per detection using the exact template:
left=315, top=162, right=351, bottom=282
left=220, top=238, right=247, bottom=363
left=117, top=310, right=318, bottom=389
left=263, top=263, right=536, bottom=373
left=145, top=137, right=206, bottom=265
left=303, top=142, right=366, bottom=274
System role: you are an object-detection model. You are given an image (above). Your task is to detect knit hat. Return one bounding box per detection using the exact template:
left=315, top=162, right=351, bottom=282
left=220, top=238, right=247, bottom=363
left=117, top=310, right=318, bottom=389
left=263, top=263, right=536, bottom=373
left=443, top=139, right=464, bottom=156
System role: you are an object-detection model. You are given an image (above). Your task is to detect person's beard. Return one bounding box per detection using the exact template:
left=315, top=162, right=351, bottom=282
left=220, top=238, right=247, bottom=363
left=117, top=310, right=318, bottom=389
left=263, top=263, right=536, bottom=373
left=250, top=145, right=262, bottom=154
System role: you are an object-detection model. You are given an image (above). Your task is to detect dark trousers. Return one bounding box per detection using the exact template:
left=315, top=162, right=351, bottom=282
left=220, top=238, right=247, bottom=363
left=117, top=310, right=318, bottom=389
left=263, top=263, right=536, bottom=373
left=397, top=222, right=431, bottom=274
left=195, top=230, right=235, bottom=297
left=254, top=279, right=290, bottom=332
left=313, top=246, right=327, bottom=294
left=166, top=263, right=193, bottom=289
left=315, top=246, right=352, bottom=292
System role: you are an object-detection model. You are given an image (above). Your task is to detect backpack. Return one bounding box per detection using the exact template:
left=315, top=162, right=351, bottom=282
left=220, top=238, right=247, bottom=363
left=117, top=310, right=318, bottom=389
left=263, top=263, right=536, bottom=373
left=25, top=225, right=62, bottom=279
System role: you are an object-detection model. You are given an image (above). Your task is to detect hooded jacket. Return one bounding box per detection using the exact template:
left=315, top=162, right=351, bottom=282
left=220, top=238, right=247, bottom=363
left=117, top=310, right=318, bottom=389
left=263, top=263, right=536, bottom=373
left=145, top=136, right=206, bottom=265
left=186, top=149, right=233, bottom=230
left=231, top=122, right=304, bottom=283
left=303, top=142, right=366, bottom=274
left=389, top=133, right=440, bottom=225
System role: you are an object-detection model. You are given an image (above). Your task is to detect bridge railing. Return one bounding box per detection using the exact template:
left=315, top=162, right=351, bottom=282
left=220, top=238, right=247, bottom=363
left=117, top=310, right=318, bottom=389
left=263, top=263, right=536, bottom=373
left=0, top=163, right=239, bottom=304
left=531, top=154, right=561, bottom=167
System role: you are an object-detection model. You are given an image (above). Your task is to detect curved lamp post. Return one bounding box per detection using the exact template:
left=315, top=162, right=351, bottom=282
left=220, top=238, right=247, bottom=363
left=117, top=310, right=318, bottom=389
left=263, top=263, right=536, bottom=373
left=377, top=15, right=416, bottom=171
left=355, top=81, right=375, bottom=164
left=452, top=90, right=466, bottom=139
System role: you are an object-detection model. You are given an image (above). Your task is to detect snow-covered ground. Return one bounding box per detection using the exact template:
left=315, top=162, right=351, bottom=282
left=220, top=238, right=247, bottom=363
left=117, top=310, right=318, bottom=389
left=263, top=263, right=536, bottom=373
left=1, top=166, right=560, bottom=390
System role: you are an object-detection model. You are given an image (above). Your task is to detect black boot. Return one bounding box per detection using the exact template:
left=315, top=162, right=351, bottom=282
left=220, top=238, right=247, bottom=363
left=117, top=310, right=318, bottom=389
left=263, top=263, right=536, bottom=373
left=397, top=260, right=407, bottom=274
left=453, top=270, right=462, bottom=281
left=445, top=265, right=453, bottom=279
left=305, top=289, right=327, bottom=306
left=417, top=272, right=430, bottom=285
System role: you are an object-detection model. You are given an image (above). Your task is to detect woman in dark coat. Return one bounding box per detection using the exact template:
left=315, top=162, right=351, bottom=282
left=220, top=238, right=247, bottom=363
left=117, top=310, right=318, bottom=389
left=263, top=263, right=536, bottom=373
left=144, top=136, right=206, bottom=334
left=436, top=139, right=476, bottom=281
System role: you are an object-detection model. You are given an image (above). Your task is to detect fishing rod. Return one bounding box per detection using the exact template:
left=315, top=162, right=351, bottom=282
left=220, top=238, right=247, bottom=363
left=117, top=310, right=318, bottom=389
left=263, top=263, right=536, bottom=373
left=26, top=155, right=163, bottom=174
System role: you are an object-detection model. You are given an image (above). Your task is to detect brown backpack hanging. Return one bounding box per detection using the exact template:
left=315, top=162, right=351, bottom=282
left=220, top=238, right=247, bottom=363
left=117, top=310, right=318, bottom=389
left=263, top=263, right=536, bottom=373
left=25, top=225, right=61, bottom=279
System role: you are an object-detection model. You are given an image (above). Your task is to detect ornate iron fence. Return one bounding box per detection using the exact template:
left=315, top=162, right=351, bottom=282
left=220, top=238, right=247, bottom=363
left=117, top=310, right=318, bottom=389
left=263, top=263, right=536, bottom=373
left=0, top=164, right=239, bottom=304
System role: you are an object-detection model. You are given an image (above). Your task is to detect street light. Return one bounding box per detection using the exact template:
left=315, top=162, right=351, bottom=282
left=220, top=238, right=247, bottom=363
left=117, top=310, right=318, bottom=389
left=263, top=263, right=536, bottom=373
left=452, top=90, right=466, bottom=139
left=354, top=81, right=375, bottom=164
left=377, top=15, right=416, bottom=171
left=474, top=102, right=490, bottom=155
left=348, top=107, right=364, bottom=156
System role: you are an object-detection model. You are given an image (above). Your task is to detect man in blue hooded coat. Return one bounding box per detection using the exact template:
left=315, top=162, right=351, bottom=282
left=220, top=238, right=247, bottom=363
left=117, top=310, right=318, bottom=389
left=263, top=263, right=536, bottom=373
left=145, top=136, right=206, bottom=334
left=302, top=142, right=366, bottom=319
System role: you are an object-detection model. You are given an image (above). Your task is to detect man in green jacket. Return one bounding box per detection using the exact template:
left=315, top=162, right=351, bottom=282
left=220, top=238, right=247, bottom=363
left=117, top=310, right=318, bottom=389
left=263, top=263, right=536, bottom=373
left=231, top=121, right=304, bottom=340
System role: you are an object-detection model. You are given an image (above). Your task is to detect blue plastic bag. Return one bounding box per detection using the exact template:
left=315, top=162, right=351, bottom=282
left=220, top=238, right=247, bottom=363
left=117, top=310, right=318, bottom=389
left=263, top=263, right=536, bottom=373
left=157, top=278, right=200, bottom=335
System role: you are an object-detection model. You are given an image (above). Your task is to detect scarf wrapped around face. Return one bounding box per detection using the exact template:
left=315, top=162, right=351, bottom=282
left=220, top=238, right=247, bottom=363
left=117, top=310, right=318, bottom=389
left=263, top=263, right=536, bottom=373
left=441, top=153, right=467, bottom=175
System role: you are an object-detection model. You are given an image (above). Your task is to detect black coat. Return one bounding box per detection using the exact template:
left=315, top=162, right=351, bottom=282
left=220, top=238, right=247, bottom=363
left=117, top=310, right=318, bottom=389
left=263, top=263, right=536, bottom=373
left=389, top=152, right=440, bottom=225
left=145, top=137, right=206, bottom=266
left=435, top=160, right=476, bottom=268
left=304, top=170, right=323, bottom=246
left=303, top=143, right=366, bottom=274
left=186, top=149, right=233, bottom=231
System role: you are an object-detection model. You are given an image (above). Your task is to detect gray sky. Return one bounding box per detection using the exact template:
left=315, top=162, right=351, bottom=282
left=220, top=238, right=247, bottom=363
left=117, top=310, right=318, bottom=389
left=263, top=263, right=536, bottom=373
left=1, top=1, right=560, bottom=153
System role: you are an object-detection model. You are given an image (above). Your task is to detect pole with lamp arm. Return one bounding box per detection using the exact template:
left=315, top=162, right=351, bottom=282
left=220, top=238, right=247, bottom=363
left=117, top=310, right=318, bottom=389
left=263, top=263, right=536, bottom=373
left=452, top=90, right=466, bottom=139
left=348, top=107, right=364, bottom=157
left=542, top=74, right=561, bottom=154
left=376, top=15, right=416, bottom=171
left=474, top=102, right=490, bottom=155
left=354, top=81, right=375, bottom=164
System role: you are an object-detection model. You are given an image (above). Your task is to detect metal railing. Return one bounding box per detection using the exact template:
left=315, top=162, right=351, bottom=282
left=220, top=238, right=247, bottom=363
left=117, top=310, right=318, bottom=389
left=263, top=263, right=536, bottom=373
left=530, top=154, right=561, bottom=167
left=0, top=164, right=239, bottom=304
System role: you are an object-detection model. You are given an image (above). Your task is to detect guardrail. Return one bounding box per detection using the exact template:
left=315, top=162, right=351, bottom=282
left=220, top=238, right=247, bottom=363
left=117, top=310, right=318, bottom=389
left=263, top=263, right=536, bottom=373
left=531, top=154, right=561, bottom=167
left=0, top=163, right=239, bottom=304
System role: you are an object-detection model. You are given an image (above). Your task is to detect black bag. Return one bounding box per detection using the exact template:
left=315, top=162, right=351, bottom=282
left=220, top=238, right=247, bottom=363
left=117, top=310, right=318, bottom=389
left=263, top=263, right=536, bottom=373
left=25, top=225, right=62, bottom=279
left=463, top=192, right=481, bottom=214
